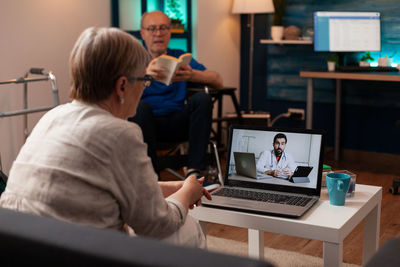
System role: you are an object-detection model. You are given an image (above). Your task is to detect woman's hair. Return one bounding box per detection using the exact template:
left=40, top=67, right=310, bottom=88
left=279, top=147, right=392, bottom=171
left=69, top=27, right=149, bottom=102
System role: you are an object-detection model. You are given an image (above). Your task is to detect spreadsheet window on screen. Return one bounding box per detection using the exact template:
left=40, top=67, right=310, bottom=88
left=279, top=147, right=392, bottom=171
left=314, top=11, right=381, bottom=52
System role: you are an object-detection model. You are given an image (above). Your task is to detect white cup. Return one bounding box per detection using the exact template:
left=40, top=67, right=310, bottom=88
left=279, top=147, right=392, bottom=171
left=378, top=57, right=392, bottom=67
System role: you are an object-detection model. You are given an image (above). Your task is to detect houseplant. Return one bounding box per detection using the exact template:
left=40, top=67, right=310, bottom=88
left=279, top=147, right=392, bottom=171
left=360, top=52, right=374, bottom=67
left=326, top=53, right=339, bottom=71
left=271, top=0, right=285, bottom=41
left=166, top=0, right=184, bottom=33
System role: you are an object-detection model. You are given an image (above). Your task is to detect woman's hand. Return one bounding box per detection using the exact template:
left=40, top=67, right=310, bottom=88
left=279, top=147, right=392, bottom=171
left=169, top=175, right=211, bottom=210
left=183, top=176, right=212, bottom=207
left=186, top=176, right=212, bottom=209
left=158, top=180, right=184, bottom=198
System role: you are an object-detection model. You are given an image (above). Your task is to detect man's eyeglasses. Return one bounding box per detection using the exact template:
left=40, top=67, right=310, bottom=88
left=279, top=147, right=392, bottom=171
left=132, top=75, right=154, bottom=87
left=142, top=24, right=170, bottom=34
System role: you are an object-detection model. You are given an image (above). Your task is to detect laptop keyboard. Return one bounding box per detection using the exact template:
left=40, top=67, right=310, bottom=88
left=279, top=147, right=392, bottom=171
left=214, top=188, right=312, bottom=207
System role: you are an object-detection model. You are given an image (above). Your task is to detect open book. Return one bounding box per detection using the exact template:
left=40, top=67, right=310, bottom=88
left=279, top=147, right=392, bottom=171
left=154, top=53, right=192, bottom=85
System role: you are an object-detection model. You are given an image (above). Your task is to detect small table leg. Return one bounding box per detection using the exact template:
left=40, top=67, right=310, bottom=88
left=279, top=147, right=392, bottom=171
left=199, top=221, right=208, bottom=235
left=323, top=241, right=343, bottom=267
left=335, top=79, right=342, bottom=161
left=362, top=203, right=380, bottom=265
left=248, top=229, right=264, bottom=260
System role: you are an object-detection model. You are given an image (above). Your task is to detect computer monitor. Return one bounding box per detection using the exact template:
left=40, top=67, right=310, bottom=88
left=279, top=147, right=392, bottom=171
left=314, top=11, right=381, bottom=52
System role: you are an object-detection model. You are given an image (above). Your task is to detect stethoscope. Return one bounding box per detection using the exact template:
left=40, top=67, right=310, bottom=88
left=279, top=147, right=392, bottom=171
left=269, top=150, right=285, bottom=168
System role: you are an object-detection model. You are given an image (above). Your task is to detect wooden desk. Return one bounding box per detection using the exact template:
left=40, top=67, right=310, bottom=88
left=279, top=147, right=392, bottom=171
left=191, top=184, right=382, bottom=267
left=299, top=71, right=400, bottom=161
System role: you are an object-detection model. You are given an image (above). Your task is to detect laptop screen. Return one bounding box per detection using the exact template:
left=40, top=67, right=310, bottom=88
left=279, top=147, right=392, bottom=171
left=225, top=125, right=325, bottom=196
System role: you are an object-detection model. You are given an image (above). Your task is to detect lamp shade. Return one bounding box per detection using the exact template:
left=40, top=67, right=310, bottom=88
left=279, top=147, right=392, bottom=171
left=232, top=0, right=275, bottom=14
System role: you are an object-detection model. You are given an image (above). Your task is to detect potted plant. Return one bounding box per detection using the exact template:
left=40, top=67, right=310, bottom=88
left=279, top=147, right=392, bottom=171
left=326, top=53, right=339, bottom=71
left=271, top=0, right=285, bottom=41
left=166, top=0, right=185, bottom=33
left=360, top=52, right=374, bottom=67
left=170, top=18, right=184, bottom=33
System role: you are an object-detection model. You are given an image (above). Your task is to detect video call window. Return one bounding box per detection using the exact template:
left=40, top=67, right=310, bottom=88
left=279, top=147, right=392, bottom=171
left=228, top=129, right=322, bottom=189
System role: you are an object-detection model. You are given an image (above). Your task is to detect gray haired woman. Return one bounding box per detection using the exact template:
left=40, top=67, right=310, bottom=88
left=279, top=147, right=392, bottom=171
left=0, top=27, right=210, bottom=247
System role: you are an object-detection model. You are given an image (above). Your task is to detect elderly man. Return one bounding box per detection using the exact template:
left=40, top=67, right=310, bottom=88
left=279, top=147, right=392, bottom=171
left=128, top=11, right=223, bottom=179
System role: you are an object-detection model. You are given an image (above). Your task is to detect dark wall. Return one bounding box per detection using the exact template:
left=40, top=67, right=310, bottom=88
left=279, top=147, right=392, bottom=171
left=240, top=0, right=400, bottom=154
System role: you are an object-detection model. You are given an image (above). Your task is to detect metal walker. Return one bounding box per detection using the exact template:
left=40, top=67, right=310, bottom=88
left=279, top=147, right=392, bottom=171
left=0, top=67, right=59, bottom=186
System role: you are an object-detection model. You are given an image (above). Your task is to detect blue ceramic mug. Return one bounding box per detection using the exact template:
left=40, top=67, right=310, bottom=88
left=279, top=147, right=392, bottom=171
left=326, top=173, right=351, bottom=206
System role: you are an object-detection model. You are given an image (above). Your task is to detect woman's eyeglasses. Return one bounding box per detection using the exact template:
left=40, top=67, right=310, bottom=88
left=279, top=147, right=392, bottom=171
left=132, top=75, right=154, bottom=87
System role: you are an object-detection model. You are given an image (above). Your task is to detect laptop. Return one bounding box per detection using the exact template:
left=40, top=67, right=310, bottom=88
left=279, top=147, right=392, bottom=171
left=233, top=152, right=271, bottom=179
left=202, top=125, right=325, bottom=218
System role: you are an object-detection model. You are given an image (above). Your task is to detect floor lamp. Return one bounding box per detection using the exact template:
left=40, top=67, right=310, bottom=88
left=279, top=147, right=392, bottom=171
left=232, top=0, right=275, bottom=112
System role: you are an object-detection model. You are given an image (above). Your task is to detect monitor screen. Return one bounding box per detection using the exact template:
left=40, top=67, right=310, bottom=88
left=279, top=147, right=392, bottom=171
left=314, top=11, right=381, bottom=52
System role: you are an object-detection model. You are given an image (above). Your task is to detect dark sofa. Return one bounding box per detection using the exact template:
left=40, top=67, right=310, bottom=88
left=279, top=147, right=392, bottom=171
left=365, top=238, right=400, bottom=267
left=0, top=207, right=273, bottom=266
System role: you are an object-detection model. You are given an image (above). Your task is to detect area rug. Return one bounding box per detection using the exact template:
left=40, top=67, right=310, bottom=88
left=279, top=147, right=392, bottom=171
left=206, top=235, right=360, bottom=267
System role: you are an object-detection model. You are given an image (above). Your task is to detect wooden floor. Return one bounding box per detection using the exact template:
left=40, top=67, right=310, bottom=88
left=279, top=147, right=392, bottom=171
left=161, top=148, right=400, bottom=265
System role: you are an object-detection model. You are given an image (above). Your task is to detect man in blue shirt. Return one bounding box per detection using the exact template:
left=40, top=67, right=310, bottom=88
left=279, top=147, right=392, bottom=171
left=128, top=11, right=223, bottom=178
left=256, top=133, right=296, bottom=178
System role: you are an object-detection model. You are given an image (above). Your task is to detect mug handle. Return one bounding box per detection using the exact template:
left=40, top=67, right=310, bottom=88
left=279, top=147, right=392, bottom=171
left=337, top=180, right=344, bottom=191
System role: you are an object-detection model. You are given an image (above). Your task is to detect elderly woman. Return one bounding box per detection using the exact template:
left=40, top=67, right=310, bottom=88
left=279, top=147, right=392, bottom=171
left=0, top=27, right=210, bottom=247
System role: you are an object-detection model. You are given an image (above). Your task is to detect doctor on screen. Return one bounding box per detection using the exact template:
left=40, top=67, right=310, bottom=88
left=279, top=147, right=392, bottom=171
left=256, top=133, right=296, bottom=178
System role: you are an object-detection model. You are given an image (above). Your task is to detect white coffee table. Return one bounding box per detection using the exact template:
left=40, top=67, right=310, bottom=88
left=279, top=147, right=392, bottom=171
left=190, top=184, right=382, bottom=267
